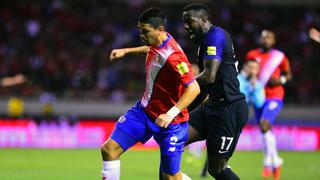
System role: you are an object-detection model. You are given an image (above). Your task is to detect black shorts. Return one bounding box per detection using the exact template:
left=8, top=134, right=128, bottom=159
left=189, top=99, right=248, bottom=158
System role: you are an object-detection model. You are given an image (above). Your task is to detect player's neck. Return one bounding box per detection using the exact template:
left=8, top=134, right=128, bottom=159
left=153, top=32, right=168, bottom=48
left=203, top=23, right=213, bottom=34
left=260, top=47, right=272, bottom=52
left=200, top=23, right=213, bottom=40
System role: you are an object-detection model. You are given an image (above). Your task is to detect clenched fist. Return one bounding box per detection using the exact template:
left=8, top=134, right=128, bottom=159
left=109, top=49, right=126, bottom=61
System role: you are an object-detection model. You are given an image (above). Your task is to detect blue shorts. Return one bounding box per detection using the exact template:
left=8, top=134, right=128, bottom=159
left=254, top=99, right=283, bottom=124
left=110, top=101, right=188, bottom=175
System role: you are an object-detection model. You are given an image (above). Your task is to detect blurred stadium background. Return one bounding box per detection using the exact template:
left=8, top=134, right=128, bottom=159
left=0, top=0, right=320, bottom=179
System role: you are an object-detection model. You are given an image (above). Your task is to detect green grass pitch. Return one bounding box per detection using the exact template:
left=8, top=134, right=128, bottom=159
left=0, top=149, right=319, bottom=180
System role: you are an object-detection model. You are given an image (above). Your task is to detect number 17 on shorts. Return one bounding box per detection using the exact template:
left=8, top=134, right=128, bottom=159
left=219, top=136, right=234, bottom=154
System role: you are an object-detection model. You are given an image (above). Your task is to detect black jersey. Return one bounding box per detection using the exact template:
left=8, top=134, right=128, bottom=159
left=198, top=26, right=245, bottom=105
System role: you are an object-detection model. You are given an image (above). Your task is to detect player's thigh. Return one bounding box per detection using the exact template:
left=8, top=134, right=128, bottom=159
left=111, top=103, right=151, bottom=152
left=187, top=105, right=206, bottom=145
left=206, top=100, right=248, bottom=159
left=260, top=99, right=283, bottom=125
left=154, top=122, right=188, bottom=175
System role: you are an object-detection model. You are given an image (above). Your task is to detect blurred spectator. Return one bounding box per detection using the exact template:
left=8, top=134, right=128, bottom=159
left=40, top=91, right=56, bottom=118
left=0, top=1, right=319, bottom=104
left=7, top=96, right=24, bottom=118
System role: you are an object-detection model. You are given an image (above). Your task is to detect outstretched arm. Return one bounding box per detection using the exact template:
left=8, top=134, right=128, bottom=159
left=1, top=74, right=26, bottom=87
left=109, top=46, right=149, bottom=61
left=309, top=28, right=320, bottom=43
left=155, top=80, right=200, bottom=128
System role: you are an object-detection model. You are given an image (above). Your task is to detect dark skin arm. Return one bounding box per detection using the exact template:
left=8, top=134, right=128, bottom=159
left=188, top=58, right=220, bottom=111
left=187, top=86, right=208, bottom=112
left=196, top=58, right=221, bottom=85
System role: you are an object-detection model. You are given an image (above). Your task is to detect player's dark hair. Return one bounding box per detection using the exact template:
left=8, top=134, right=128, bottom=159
left=247, top=58, right=259, bottom=63
left=183, top=3, right=211, bottom=19
left=139, top=7, right=167, bottom=28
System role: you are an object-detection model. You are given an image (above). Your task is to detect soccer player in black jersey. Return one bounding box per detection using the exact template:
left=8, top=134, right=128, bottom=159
left=182, top=3, right=249, bottom=180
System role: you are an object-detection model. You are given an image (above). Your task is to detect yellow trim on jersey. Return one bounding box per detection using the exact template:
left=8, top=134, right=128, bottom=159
left=207, top=46, right=216, bottom=55
left=176, top=62, right=189, bottom=75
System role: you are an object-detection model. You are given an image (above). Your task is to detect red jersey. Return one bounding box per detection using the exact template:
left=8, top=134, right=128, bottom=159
left=246, top=48, right=290, bottom=100
left=141, top=33, right=194, bottom=124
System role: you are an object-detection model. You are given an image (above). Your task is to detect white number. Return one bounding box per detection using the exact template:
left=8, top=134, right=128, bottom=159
left=220, top=136, right=234, bottom=151
left=234, top=61, right=239, bottom=73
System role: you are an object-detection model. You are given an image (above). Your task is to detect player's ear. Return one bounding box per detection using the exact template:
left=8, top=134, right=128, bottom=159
left=158, top=25, right=165, bottom=32
left=201, top=17, right=208, bottom=24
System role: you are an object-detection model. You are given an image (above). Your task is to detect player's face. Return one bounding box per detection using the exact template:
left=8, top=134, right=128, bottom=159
left=260, top=30, right=275, bottom=49
left=183, top=11, right=203, bottom=43
left=138, top=22, right=160, bottom=46
left=248, top=61, right=260, bottom=77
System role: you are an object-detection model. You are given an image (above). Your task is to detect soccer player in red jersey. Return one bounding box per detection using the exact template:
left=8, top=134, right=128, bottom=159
left=100, top=8, right=200, bottom=180
left=246, top=30, right=292, bottom=180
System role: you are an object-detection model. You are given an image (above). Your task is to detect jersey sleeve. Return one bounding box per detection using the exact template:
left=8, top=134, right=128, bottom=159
left=167, top=52, right=195, bottom=86
left=279, top=55, right=290, bottom=72
left=202, top=30, right=225, bottom=61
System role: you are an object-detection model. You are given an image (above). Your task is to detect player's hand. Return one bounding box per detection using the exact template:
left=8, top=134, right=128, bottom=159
left=250, top=77, right=257, bottom=86
left=13, top=74, right=26, bottom=84
left=109, top=49, right=126, bottom=61
left=155, top=114, right=174, bottom=128
left=268, top=77, right=281, bottom=87
left=309, top=28, right=320, bottom=43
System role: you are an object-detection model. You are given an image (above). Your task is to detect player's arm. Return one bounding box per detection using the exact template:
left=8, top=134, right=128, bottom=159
left=196, top=31, right=225, bottom=86
left=155, top=53, right=200, bottom=128
left=1, top=74, right=26, bottom=87
left=268, top=58, right=292, bottom=86
left=187, top=87, right=208, bottom=112
left=109, top=46, right=150, bottom=61
left=195, top=59, right=221, bottom=85
left=187, top=64, right=208, bottom=111
left=175, top=80, right=200, bottom=111
left=187, top=59, right=219, bottom=111
left=156, top=80, right=200, bottom=128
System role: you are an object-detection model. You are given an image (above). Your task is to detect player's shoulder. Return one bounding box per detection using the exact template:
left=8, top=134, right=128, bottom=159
left=247, top=48, right=260, bottom=56
left=271, top=48, right=285, bottom=55
left=270, top=48, right=288, bottom=60
left=207, top=26, right=227, bottom=38
left=249, top=48, right=260, bottom=53
left=212, top=26, right=227, bottom=34
left=166, top=50, right=187, bottom=63
left=167, top=36, right=186, bottom=55
left=157, top=36, right=186, bottom=60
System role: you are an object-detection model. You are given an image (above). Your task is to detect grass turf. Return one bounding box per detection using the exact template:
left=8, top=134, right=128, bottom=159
left=0, top=149, right=319, bottom=180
